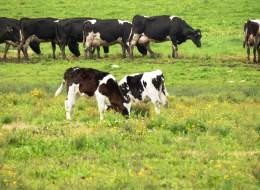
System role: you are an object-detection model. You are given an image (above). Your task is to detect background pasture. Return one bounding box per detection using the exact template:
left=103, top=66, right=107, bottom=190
left=0, top=0, right=259, bottom=189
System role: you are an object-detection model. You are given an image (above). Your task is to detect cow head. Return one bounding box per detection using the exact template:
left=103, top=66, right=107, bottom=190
left=187, top=29, right=202, bottom=47
left=2, top=25, right=19, bottom=42
left=99, top=79, right=130, bottom=118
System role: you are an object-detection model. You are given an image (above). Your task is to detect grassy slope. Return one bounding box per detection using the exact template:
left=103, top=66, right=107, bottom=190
left=0, top=0, right=260, bottom=189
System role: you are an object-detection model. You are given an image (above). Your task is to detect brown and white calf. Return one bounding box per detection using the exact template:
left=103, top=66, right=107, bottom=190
left=119, top=70, right=168, bottom=115
left=55, top=67, right=130, bottom=120
left=243, top=19, right=260, bottom=63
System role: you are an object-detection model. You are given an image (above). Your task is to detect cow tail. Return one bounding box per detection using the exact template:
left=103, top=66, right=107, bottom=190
left=55, top=80, right=66, bottom=97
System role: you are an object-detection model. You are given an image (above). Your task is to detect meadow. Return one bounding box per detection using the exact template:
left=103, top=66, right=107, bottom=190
left=0, top=0, right=260, bottom=189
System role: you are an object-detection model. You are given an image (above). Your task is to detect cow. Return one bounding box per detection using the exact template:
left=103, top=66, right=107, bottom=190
left=55, top=67, right=130, bottom=120
left=55, top=17, right=108, bottom=59
left=129, top=15, right=202, bottom=58
left=119, top=70, right=168, bottom=115
left=18, top=17, right=58, bottom=60
left=243, top=19, right=260, bottom=63
left=82, top=19, right=147, bottom=58
left=0, top=17, right=40, bottom=59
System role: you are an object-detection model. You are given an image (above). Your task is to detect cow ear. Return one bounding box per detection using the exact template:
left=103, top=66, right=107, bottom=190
left=6, top=26, right=13, bottom=32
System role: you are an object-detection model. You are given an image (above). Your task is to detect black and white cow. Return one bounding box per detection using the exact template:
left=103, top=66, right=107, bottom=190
left=129, top=15, right=202, bottom=58
left=243, top=19, right=260, bottom=63
left=119, top=70, right=168, bottom=115
left=55, top=67, right=130, bottom=120
left=0, top=17, right=40, bottom=59
left=55, top=17, right=108, bottom=59
left=18, top=17, right=58, bottom=59
left=82, top=19, right=147, bottom=58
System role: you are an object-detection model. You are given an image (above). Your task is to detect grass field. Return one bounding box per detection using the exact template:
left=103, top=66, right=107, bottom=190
left=0, top=0, right=260, bottom=189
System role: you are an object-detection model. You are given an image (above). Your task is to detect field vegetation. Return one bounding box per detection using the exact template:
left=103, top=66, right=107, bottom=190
left=0, top=0, right=259, bottom=189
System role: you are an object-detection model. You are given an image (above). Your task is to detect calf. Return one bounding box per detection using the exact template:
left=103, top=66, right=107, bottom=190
left=243, top=19, right=260, bottom=63
left=83, top=19, right=147, bottom=58
left=129, top=15, right=202, bottom=58
left=18, top=17, right=58, bottom=59
left=0, top=17, right=40, bottom=59
left=119, top=70, right=168, bottom=115
left=55, top=67, right=130, bottom=120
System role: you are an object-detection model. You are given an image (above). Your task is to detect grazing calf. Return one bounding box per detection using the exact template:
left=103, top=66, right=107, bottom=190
left=0, top=17, right=40, bottom=59
left=82, top=19, right=147, bottom=58
left=55, top=67, right=130, bottom=120
left=129, top=15, right=202, bottom=58
left=18, top=17, right=58, bottom=59
left=243, top=19, right=260, bottom=63
left=119, top=70, right=168, bottom=115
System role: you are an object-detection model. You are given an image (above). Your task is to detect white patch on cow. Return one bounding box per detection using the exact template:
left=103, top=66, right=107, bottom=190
left=94, top=74, right=115, bottom=120
left=99, top=74, right=115, bottom=85
left=19, top=29, right=23, bottom=41
left=166, top=35, right=171, bottom=40
left=143, top=16, right=149, bottom=18
left=117, top=37, right=122, bottom=42
left=65, top=83, right=79, bottom=120
left=123, top=102, right=131, bottom=114
left=54, top=20, right=60, bottom=23
left=95, top=89, right=109, bottom=120
left=250, top=19, right=260, bottom=25
left=73, top=67, right=80, bottom=71
left=169, top=16, right=176, bottom=20
left=88, top=19, right=97, bottom=24
left=118, top=20, right=131, bottom=24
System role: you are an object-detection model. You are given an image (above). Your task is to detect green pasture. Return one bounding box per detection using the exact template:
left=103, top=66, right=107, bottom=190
left=0, top=0, right=260, bottom=189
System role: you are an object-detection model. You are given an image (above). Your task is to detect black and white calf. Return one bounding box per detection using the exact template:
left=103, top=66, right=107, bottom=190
left=55, top=67, right=130, bottom=120
left=119, top=70, right=168, bottom=114
left=82, top=19, right=147, bottom=58
left=18, top=17, right=58, bottom=59
left=129, top=15, right=202, bottom=58
left=243, top=19, right=260, bottom=63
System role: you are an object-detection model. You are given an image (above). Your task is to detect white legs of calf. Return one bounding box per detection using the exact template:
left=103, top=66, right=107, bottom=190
left=95, top=89, right=108, bottom=120
left=65, top=84, right=79, bottom=120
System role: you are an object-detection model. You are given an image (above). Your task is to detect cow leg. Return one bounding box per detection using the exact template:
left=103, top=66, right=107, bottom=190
left=59, top=44, right=66, bottom=59
left=65, top=84, right=79, bottom=120
left=96, top=47, right=101, bottom=58
left=253, top=46, right=257, bottom=63
left=247, top=46, right=250, bottom=63
left=51, top=41, right=56, bottom=59
left=257, top=47, right=260, bottom=63
left=145, top=43, right=155, bottom=57
left=17, top=42, right=24, bottom=60
left=23, top=35, right=38, bottom=60
left=121, top=43, right=126, bottom=58
left=3, top=43, right=10, bottom=60
left=159, top=91, right=168, bottom=108
left=149, top=93, right=161, bottom=114
left=129, top=33, right=141, bottom=59
left=95, top=90, right=106, bottom=120
left=172, top=44, right=178, bottom=58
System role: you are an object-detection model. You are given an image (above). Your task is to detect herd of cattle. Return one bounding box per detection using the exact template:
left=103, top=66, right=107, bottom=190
left=0, top=16, right=259, bottom=62
left=1, top=15, right=202, bottom=60
left=1, top=15, right=260, bottom=120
